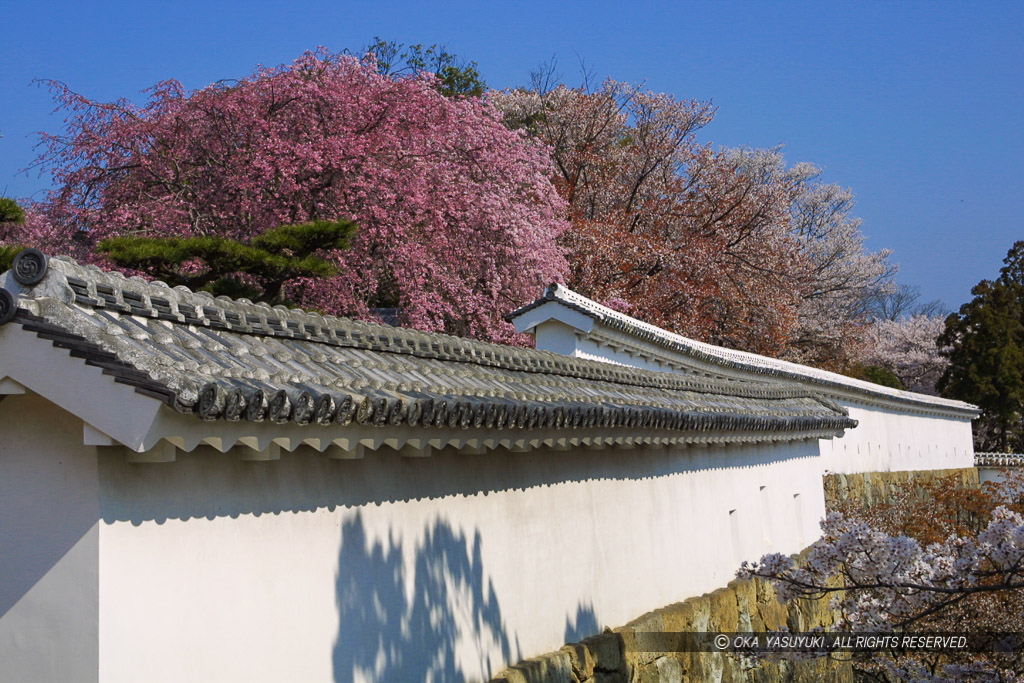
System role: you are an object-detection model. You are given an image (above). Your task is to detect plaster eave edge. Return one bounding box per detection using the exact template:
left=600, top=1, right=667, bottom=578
left=139, top=407, right=852, bottom=457
left=589, top=324, right=977, bottom=419
left=0, top=323, right=164, bottom=451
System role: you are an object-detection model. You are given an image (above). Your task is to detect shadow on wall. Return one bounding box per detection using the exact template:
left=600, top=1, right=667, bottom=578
left=0, top=394, right=99, bottom=620
left=98, top=441, right=821, bottom=524
left=564, top=602, right=600, bottom=643
left=333, top=513, right=513, bottom=683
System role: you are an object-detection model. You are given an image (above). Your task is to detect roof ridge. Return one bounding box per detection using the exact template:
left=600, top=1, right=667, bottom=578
left=508, top=282, right=977, bottom=415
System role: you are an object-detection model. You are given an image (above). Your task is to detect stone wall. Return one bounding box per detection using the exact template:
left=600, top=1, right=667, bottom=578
left=823, top=467, right=980, bottom=509
left=493, top=568, right=847, bottom=683
left=491, top=467, right=980, bottom=683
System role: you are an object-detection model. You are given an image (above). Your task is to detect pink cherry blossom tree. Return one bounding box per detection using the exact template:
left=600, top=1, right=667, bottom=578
left=23, top=49, right=568, bottom=342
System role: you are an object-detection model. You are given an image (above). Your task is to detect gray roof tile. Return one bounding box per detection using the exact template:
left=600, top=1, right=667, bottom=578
left=0, top=253, right=857, bottom=440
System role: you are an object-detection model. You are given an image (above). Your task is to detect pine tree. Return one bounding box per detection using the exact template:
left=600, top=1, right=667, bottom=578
left=98, top=219, right=357, bottom=307
left=0, top=198, right=27, bottom=271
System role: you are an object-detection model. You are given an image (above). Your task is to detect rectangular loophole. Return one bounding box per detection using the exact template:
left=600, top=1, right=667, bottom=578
left=759, top=485, right=772, bottom=546
left=729, top=509, right=741, bottom=567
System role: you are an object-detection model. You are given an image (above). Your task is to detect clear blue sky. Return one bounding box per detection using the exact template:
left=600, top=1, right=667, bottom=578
left=1, top=1, right=1021, bottom=311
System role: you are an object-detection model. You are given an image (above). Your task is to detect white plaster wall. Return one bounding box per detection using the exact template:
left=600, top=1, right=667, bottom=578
left=96, top=439, right=825, bottom=683
left=978, top=467, right=1010, bottom=485
left=573, top=334, right=671, bottom=372
left=819, top=402, right=975, bottom=474
left=0, top=393, right=100, bottom=683
left=561, top=325, right=976, bottom=476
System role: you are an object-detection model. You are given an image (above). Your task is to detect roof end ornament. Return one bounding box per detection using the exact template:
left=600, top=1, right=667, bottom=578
left=11, top=248, right=48, bottom=287
left=0, top=288, right=16, bottom=325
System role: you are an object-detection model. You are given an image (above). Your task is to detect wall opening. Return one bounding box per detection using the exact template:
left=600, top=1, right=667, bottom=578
left=792, top=493, right=804, bottom=546
left=729, top=508, right=741, bottom=568
left=759, top=485, right=772, bottom=547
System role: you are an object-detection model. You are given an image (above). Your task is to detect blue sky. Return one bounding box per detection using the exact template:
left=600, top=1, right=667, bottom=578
left=1, top=1, right=1021, bottom=311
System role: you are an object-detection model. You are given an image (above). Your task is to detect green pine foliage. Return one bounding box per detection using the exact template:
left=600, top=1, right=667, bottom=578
left=98, top=219, right=357, bottom=306
left=0, top=245, right=25, bottom=273
left=0, top=199, right=27, bottom=271
left=939, top=241, right=1024, bottom=451
left=0, top=198, right=26, bottom=225
left=363, top=38, right=487, bottom=98
left=849, top=364, right=906, bottom=390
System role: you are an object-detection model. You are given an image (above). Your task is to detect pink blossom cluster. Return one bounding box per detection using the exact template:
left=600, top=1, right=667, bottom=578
left=22, top=49, right=569, bottom=342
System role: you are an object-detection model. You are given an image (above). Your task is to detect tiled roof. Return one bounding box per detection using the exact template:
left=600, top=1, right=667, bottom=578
left=0, top=251, right=855, bottom=441
left=508, top=283, right=978, bottom=416
left=975, top=453, right=1024, bottom=467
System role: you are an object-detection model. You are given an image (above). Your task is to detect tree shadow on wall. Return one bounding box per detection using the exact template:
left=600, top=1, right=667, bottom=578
left=333, top=514, right=512, bottom=682
left=564, top=602, right=600, bottom=643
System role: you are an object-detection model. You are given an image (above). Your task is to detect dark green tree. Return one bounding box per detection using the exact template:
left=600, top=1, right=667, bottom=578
left=939, top=241, right=1024, bottom=451
left=362, top=38, right=487, bottom=98
left=0, top=198, right=25, bottom=225
left=847, top=364, right=906, bottom=390
left=98, top=219, right=357, bottom=306
left=0, top=198, right=27, bottom=271
left=0, top=245, right=24, bottom=273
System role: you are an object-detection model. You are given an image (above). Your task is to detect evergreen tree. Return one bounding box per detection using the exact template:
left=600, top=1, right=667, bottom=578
left=0, top=198, right=27, bottom=271
left=0, top=198, right=25, bottom=225
left=939, top=241, right=1024, bottom=451
left=98, top=219, right=357, bottom=307
left=362, top=38, right=487, bottom=98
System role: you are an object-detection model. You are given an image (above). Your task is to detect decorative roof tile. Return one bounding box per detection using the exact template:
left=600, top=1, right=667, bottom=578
left=975, top=453, right=1024, bottom=468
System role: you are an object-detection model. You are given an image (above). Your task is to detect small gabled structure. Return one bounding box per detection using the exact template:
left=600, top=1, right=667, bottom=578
left=508, top=283, right=979, bottom=474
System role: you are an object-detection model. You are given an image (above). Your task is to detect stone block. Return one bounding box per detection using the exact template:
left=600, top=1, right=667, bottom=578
left=708, top=587, right=740, bottom=632
left=580, top=633, right=623, bottom=675
left=732, top=579, right=758, bottom=632
left=652, top=656, right=683, bottom=683
left=658, top=601, right=694, bottom=632
left=754, top=579, right=788, bottom=630
left=494, top=651, right=574, bottom=683
left=560, top=643, right=594, bottom=681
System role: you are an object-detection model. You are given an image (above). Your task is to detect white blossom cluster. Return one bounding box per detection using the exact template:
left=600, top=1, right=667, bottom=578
left=741, top=509, right=1024, bottom=631
left=738, top=508, right=1024, bottom=680
left=722, top=146, right=895, bottom=366
left=863, top=314, right=950, bottom=394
